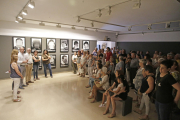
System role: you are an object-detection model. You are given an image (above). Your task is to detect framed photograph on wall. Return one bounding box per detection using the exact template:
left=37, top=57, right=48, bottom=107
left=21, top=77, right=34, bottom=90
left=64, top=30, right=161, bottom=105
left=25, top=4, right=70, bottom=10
left=12, top=37, right=26, bottom=51
left=49, top=55, right=56, bottom=69
left=46, top=38, right=56, bottom=53
left=31, top=38, right=42, bottom=53
left=60, top=54, right=69, bottom=67
left=72, top=40, right=80, bottom=52
left=82, top=40, right=89, bottom=50
left=60, top=39, right=69, bottom=52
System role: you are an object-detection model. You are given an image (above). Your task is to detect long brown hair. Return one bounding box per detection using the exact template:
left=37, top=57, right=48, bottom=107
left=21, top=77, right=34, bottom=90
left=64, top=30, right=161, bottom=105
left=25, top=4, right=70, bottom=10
left=10, top=49, right=18, bottom=64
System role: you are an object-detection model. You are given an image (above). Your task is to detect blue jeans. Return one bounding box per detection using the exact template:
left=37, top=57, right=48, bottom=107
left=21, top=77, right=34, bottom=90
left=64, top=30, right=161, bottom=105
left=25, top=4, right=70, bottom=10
left=43, top=63, right=52, bottom=77
left=155, top=100, right=172, bottom=120
left=89, top=77, right=95, bottom=90
left=33, top=64, right=39, bottom=79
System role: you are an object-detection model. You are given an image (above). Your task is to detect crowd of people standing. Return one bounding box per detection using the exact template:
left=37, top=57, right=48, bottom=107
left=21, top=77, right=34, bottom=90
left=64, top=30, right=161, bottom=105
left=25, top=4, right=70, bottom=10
left=72, top=47, right=180, bottom=120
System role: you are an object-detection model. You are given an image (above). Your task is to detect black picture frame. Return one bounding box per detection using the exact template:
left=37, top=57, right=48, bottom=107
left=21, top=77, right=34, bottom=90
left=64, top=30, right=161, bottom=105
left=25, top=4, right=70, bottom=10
left=60, top=54, right=69, bottom=68
left=31, top=38, right=42, bottom=53
left=82, top=40, right=90, bottom=50
left=46, top=38, right=56, bottom=53
left=60, top=39, right=69, bottom=52
left=49, top=55, right=56, bottom=69
left=72, top=40, right=80, bottom=52
left=12, top=37, right=26, bottom=52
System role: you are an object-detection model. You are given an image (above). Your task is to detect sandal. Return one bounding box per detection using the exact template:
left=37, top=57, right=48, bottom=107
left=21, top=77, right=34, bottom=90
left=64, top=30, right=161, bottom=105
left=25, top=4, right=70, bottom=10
left=17, top=91, right=21, bottom=94
left=85, top=85, right=91, bottom=88
left=17, top=96, right=21, bottom=98
left=88, top=96, right=93, bottom=99
left=133, top=109, right=142, bottom=114
left=108, top=113, right=116, bottom=118
left=91, top=99, right=96, bottom=103
left=103, top=110, right=109, bottom=115
left=13, top=99, right=21, bottom=102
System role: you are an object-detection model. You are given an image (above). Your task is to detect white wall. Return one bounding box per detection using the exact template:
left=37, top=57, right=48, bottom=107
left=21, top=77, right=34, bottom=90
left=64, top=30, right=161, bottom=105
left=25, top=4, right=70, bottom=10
left=97, top=41, right=116, bottom=50
left=117, top=31, right=180, bottom=42
left=0, top=21, right=117, bottom=41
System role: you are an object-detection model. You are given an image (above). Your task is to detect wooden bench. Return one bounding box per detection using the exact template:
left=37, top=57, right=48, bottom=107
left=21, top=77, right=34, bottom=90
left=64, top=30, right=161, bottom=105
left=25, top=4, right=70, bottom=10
left=96, top=90, right=132, bottom=116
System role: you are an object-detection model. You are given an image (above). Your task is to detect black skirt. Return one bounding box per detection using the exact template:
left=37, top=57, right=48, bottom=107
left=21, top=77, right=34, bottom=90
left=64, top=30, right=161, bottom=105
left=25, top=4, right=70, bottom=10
left=109, top=91, right=127, bottom=100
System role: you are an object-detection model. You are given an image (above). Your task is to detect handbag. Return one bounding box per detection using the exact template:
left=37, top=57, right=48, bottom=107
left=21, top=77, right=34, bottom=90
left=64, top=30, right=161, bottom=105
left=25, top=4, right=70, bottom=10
left=94, top=79, right=102, bottom=88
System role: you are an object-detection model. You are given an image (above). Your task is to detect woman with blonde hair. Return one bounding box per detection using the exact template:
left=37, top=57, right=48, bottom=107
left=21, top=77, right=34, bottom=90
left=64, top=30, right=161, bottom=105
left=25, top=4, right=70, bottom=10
left=10, top=49, right=23, bottom=102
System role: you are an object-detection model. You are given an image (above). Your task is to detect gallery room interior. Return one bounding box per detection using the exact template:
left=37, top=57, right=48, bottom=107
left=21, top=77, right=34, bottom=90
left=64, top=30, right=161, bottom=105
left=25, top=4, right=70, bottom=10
left=0, top=0, right=180, bottom=120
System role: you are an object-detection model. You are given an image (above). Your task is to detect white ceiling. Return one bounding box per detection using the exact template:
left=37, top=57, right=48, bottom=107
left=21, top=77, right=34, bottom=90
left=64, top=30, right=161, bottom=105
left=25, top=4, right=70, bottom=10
left=0, top=0, right=180, bottom=33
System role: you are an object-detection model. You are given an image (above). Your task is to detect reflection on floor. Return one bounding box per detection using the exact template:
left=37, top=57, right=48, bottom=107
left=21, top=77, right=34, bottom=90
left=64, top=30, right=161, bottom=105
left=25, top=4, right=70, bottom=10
left=0, top=72, right=158, bottom=120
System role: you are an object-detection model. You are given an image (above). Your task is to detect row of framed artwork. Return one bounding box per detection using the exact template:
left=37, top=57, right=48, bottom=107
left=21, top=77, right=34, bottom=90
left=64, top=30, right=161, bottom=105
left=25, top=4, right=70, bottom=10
left=34, top=54, right=69, bottom=69
left=12, top=37, right=90, bottom=53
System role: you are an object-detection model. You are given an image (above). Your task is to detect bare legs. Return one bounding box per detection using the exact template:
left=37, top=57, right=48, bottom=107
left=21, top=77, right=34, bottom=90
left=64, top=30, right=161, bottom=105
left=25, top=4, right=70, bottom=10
left=88, top=85, right=104, bottom=103
left=103, top=94, right=111, bottom=115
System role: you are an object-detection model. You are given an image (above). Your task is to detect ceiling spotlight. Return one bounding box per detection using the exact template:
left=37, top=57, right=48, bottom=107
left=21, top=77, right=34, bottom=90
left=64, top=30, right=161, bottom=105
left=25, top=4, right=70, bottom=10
left=116, top=32, right=119, bottom=36
left=84, top=27, right=88, bottom=31
left=95, top=29, right=98, bottom=32
left=39, top=22, right=45, bottom=26
left=28, top=1, right=35, bottom=9
left=72, top=26, right=76, bottom=29
left=56, top=24, right=61, bottom=28
left=98, top=9, right=102, bottom=17
left=15, top=18, right=19, bottom=23
left=165, top=22, right=171, bottom=28
left=91, top=21, right=94, bottom=27
left=147, top=24, right=152, bottom=30
left=128, top=26, right=132, bottom=31
left=22, top=10, right=28, bottom=15
left=18, top=15, right=23, bottom=20
left=133, top=0, right=141, bottom=9
left=77, top=16, right=81, bottom=23
left=108, top=6, right=112, bottom=15
left=142, top=32, right=144, bottom=35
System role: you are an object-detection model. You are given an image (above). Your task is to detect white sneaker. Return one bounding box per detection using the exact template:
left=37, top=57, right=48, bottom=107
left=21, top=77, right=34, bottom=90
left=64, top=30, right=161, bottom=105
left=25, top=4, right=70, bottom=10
left=99, top=103, right=105, bottom=107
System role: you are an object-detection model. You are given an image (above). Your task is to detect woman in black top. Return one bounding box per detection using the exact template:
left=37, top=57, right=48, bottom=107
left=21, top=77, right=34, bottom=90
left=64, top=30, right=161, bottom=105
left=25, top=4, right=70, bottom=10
left=32, top=50, right=40, bottom=81
left=134, top=65, right=155, bottom=120
left=155, top=60, right=180, bottom=120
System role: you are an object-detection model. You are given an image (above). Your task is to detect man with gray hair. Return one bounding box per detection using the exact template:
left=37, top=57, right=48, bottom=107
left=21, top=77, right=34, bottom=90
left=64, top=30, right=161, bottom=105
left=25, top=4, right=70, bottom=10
left=114, top=56, right=124, bottom=74
left=167, top=53, right=173, bottom=60
left=17, top=47, right=28, bottom=89
left=25, top=48, right=34, bottom=85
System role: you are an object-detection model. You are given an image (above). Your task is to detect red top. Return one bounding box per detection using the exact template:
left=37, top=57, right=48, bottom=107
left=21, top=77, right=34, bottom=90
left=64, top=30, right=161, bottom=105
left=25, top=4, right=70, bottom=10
left=106, top=51, right=112, bottom=61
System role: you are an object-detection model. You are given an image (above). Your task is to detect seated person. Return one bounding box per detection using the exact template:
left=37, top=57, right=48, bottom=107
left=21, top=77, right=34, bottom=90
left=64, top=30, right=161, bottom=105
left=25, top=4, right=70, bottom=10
left=99, top=70, right=124, bottom=107
left=88, top=67, right=109, bottom=103
left=103, top=75, right=129, bottom=118
left=108, top=58, right=115, bottom=85
left=85, top=63, right=102, bottom=90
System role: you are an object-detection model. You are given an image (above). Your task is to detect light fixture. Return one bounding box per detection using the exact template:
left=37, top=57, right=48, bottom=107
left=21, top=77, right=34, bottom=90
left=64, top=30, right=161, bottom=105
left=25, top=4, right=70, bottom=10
left=84, top=27, right=88, bottom=31
left=91, top=21, right=94, bottom=27
left=18, top=15, right=23, bottom=20
left=107, top=6, right=112, bottom=15
left=22, top=10, right=28, bottom=15
left=77, top=16, right=81, bottom=23
left=147, top=24, right=152, bottom=30
left=142, top=32, right=144, bottom=35
left=72, top=26, right=76, bottom=29
left=128, top=26, right=132, bottom=31
left=97, top=9, right=102, bottom=17
left=15, top=18, right=19, bottom=23
left=133, top=0, right=141, bottom=9
left=28, top=1, right=35, bottom=9
left=165, top=22, right=171, bottom=28
left=95, top=29, right=98, bottom=32
left=56, top=24, right=61, bottom=28
left=39, top=22, right=45, bottom=26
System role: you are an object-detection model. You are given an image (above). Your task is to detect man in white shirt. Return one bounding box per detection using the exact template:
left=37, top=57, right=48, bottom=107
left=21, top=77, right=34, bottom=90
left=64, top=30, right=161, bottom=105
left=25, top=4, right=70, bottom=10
left=72, top=52, right=77, bottom=74
left=17, top=47, right=28, bottom=89
left=25, top=48, right=34, bottom=85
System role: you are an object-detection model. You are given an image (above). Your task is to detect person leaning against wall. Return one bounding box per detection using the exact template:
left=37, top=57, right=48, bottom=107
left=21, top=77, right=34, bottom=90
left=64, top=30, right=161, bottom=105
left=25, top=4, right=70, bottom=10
left=25, top=48, right=34, bottom=85
left=42, top=49, right=53, bottom=78
left=10, top=49, right=23, bottom=102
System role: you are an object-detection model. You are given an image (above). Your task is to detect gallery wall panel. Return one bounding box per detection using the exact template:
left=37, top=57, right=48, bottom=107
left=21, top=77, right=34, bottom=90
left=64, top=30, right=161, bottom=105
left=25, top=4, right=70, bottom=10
left=0, top=35, right=97, bottom=79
